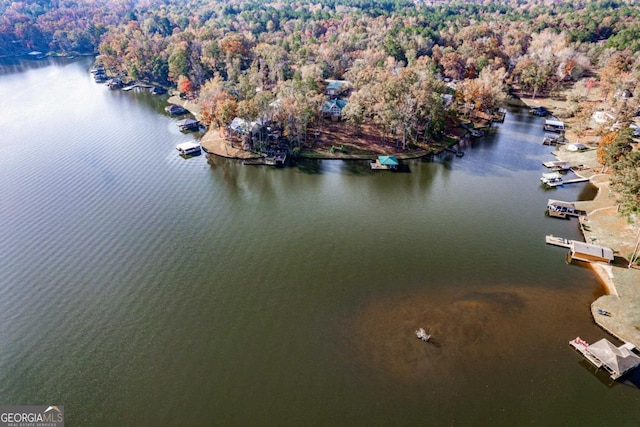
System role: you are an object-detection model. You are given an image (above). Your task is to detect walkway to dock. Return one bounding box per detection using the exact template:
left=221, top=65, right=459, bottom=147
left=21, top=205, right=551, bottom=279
left=545, top=177, right=590, bottom=187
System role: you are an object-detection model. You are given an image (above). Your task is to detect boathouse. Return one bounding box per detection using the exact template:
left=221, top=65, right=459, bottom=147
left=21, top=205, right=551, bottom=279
left=176, top=141, right=201, bottom=156
left=371, top=155, right=399, bottom=170
left=545, top=235, right=614, bottom=264
left=546, top=199, right=586, bottom=219
left=542, top=161, right=570, bottom=171
left=165, top=104, right=186, bottom=115
left=570, top=337, right=640, bottom=380
left=176, top=118, right=200, bottom=131
left=544, top=119, right=565, bottom=132
left=570, top=241, right=614, bottom=263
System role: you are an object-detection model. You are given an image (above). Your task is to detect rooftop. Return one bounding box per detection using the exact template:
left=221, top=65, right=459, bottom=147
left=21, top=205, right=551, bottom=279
left=587, top=338, right=640, bottom=379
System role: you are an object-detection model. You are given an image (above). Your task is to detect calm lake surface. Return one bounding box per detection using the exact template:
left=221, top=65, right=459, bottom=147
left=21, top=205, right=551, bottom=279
left=1, top=58, right=639, bottom=426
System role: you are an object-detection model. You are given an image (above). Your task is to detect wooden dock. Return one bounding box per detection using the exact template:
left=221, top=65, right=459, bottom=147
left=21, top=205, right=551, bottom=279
left=371, top=162, right=390, bottom=170
left=569, top=337, right=604, bottom=369
left=546, top=234, right=571, bottom=248
left=122, top=83, right=153, bottom=91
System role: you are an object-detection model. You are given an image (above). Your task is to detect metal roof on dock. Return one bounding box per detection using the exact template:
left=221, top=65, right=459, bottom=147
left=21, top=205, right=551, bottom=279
left=587, top=339, right=640, bottom=379
left=378, top=155, right=399, bottom=166
left=571, top=241, right=614, bottom=263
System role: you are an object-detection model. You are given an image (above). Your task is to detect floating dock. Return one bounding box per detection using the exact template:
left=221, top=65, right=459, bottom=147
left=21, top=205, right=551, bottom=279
left=122, top=83, right=153, bottom=91
left=547, top=199, right=586, bottom=219
left=569, top=337, right=640, bottom=380
left=542, top=160, right=570, bottom=171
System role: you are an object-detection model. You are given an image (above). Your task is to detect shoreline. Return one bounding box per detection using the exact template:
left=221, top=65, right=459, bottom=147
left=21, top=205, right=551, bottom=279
left=167, top=95, right=442, bottom=161
left=552, top=144, right=640, bottom=348
left=174, top=92, right=640, bottom=347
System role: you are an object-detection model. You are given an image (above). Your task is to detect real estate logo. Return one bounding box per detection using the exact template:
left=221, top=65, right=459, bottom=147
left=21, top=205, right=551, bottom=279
left=0, top=405, right=64, bottom=427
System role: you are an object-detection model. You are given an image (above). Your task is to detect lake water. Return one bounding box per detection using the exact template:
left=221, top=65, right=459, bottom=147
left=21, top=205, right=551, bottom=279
left=1, top=57, right=638, bottom=426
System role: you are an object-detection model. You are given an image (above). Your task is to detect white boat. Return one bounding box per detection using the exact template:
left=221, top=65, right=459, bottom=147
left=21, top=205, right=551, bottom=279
left=176, top=141, right=201, bottom=156
left=540, top=171, right=563, bottom=184
left=415, top=328, right=431, bottom=342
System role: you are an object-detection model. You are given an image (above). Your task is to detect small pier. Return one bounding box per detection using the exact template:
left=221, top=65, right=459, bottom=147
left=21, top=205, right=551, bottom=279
left=122, top=83, right=154, bottom=91
left=546, top=234, right=571, bottom=248
left=570, top=337, right=603, bottom=368
left=569, top=337, right=640, bottom=380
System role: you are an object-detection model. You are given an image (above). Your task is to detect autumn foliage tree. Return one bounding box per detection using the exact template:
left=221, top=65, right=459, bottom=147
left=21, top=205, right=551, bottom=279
left=177, top=75, right=193, bottom=96
left=597, top=131, right=619, bottom=167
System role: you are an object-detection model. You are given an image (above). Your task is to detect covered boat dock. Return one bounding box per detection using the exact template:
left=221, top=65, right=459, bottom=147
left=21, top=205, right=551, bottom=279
left=371, top=155, right=399, bottom=170
left=570, top=337, right=640, bottom=380
left=570, top=240, right=614, bottom=264
left=176, top=118, right=201, bottom=131
left=545, top=235, right=614, bottom=264
left=546, top=199, right=586, bottom=219
left=544, top=119, right=565, bottom=132
left=542, top=160, right=570, bottom=171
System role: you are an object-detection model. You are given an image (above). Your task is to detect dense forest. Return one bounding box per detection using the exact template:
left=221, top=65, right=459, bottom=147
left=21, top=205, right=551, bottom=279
left=1, top=0, right=639, bottom=215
